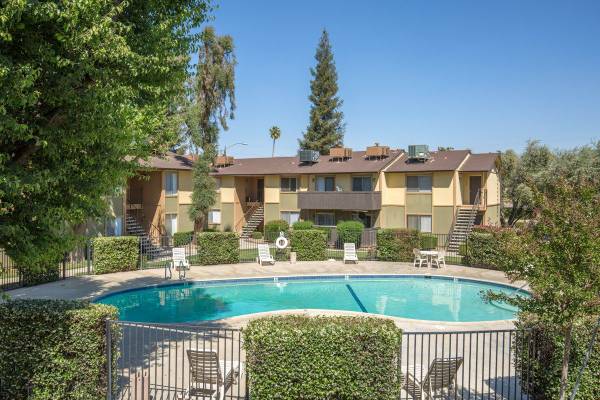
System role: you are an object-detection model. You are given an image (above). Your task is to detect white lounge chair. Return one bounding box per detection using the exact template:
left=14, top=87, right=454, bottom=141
left=343, top=243, right=359, bottom=264
left=178, top=349, right=242, bottom=400
left=257, top=243, right=275, bottom=265
left=403, top=357, right=463, bottom=400
left=413, top=248, right=427, bottom=268
left=431, top=250, right=446, bottom=268
left=171, top=247, right=190, bottom=279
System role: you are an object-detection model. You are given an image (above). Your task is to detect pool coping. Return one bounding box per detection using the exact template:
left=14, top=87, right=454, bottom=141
left=95, top=273, right=528, bottom=328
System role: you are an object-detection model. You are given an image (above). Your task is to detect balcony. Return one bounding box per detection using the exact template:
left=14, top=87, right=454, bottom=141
left=298, top=191, right=382, bottom=211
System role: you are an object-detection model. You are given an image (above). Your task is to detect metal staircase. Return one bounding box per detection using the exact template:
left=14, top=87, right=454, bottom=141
left=240, top=203, right=264, bottom=238
left=447, top=191, right=481, bottom=253
left=125, top=215, right=170, bottom=260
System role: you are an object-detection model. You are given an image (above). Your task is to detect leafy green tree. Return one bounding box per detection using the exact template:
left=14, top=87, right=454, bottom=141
left=299, top=30, right=345, bottom=154
left=0, top=0, right=209, bottom=268
left=270, top=126, right=281, bottom=157
left=488, top=177, right=600, bottom=400
left=186, top=27, right=236, bottom=229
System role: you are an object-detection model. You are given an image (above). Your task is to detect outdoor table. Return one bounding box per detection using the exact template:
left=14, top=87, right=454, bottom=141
left=419, top=250, right=439, bottom=268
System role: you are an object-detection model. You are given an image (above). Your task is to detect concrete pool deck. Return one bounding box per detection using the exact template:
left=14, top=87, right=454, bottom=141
left=6, top=260, right=527, bottom=332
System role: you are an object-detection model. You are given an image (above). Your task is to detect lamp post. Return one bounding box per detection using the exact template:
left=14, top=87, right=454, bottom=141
left=223, top=142, right=247, bottom=156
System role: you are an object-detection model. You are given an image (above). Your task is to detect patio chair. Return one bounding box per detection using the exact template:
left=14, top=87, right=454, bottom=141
left=413, top=248, right=427, bottom=268
left=171, top=247, right=190, bottom=280
left=179, top=349, right=242, bottom=400
left=431, top=249, right=446, bottom=269
left=343, top=243, right=359, bottom=264
left=257, top=243, right=275, bottom=265
left=403, top=357, right=463, bottom=400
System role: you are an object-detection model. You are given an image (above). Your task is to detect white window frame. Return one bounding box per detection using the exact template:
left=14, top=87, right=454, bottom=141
left=280, top=211, right=300, bottom=225
left=407, top=215, right=432, bottom=233
left=407, top=175, right=432, bottom=193
left=352, top=176, right=373, bottom=192
left=208, top=210, right=221, bottom=224
left=315, top=212, right=335, bottom=227
left=165, top=213, right=178, bottom=236
left=165, top=172, right=178, bottom=196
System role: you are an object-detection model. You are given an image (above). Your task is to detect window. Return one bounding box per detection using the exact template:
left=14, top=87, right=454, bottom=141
left=214, top=177, right=221, bottom=190
left=208, top=210, right=221, bottom=224
left=407, top=215, right=432, bottom=232
left=106, top=216, right=122, bottom=236
left=165, top=172, right=178, bottom=196
left=165, top=214, right=178, bottom=236
left=407, top=175, right=432, bottom=192
left=352, top=176, right=372, bottom=192
left=315, top=212, right=335, bottom=226
left=352, top=212, right=373, bottom=228
left=281, top=211, right=300, bottom=225
left=316, top=176, right=335, bottom=192
left=280, top=177, right=297, bottom=192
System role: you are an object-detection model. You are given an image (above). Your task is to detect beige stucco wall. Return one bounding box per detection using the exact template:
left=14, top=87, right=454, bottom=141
left=280, top=192, right=299, bottom=211
left=406, top=193, right=432, bottom=215
left=178, top=204, right=194, bottom=232
left=220, top=203, right=235, bottom=231
left=486, top=171, right=500, bottom=206
left=164, top=196, right=178, bottom=213
left=178, top=170, right=193, bottom=204
left=264, top=203, right=280, bottom=224
left=484, top=204, right=501, bottom=226
left=432, top=172, right=454, bottom=206
left=433, top=206, right=454, bottom=234
left=264, top=175, right=280, bottom=203
left=220, top=176, right=236, bottom=203
left=299, top=175, right=309, bottom=191
left=379, top=205, right=405, bottom=228
left=381, top=173, right=405, bottom=206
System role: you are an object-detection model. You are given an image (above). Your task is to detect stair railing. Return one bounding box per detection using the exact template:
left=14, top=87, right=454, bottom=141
left=446, top=189, right=481, bottom=252
left=235, top=202, right=261, bottom=233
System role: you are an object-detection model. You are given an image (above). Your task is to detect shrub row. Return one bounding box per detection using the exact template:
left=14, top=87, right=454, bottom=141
left=194, top=232, right=239, bottom=265
left=462, top=227, right=518, bottom=270
left=0, top=299, right=119, bottom=400
left=18, top=255, right=62, bottom=286
left=515, top=316, right=600, bottom=400
left=376, top=229, right=421, bottom=261
left=336, top=220, right=364, bottom=246
left=264, top=219, right=289, bottom=239
left=243, top=316, right=403, bottom=400
left=92, top=236, right=139, bottom=274
left=290, top=229, right=327, bottom=261
left=291, top=220, right=314, bottom=230
left=173, top=231, right=194, bottom=246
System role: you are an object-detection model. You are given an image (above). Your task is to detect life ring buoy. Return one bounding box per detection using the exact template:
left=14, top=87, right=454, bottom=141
left=275, top=232, right=289, bottom=249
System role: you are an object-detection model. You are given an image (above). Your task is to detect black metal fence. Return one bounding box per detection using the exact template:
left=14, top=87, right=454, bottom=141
left=107, top=321, right=537, bottom=400
left=0, top=244, right=92, bottom=291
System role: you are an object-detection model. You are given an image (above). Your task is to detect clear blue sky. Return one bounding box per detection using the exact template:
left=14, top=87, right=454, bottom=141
left=199, top=0, right=600, bottom=158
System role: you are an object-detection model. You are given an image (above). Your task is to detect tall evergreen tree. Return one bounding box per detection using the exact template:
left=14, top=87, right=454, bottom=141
left=186, top=27, right=236, bottom=230
left=299, top=30, right=345, bottom=154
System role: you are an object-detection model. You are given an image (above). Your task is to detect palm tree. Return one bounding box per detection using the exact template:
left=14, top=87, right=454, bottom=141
left=269, top=126, right=281, bottom=157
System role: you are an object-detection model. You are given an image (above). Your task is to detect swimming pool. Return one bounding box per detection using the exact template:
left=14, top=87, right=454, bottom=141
left=96, top=275, right=525, bottom=323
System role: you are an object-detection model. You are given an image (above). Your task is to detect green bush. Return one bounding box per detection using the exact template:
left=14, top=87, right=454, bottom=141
left=251, top=231, right=263, bottom=239
left=336, top=220, right=364, bottom=246
left=264, top=219, right=289, bottom=240
left=18, top=255, right=62, bottom=286
left=515, top=316, right=600, bottom=400
left=244, top=316, right=403, bottom=400
left=458, top=242, right=468, bottom=257
left=290, top=229, right=326, bottom=261
left=173, top=231, right=194, bottom=246
left=376, top=229, right=420, bottom=261
left=195, top=232, right=239, bottom=265
left=419, top=233, right=438, bottom=250
left=92, top=236, right=139, bottom=274
left=292, top=220, right=314, bottom=230
left=0, top=299, right=120, bottom=400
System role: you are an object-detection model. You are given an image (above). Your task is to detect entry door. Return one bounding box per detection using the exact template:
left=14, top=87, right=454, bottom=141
left=469, top=176, right=482, bottom=204
left=257, top=179, right=264, bottom=202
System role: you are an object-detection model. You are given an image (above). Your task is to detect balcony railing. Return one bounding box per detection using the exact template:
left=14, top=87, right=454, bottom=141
left=298, top=191, right=382, bottom=210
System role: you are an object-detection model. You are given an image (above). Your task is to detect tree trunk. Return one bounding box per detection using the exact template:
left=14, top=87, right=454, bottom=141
left=559, top=323, right=574, bottom=400
left=272, top=139, right=276, bottom=157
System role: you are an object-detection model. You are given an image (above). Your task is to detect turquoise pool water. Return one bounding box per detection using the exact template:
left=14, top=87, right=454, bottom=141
left=96, top=275, right=524, bottom=323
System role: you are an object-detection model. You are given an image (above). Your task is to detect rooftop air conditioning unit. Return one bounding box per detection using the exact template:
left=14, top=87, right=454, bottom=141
left=298, top=149, right=320, bottom=163
left=366, top=143, right=390, bottom=158
left=408, top=145, right=430, bottom=160
left=329, top=147, right=352, bottom=158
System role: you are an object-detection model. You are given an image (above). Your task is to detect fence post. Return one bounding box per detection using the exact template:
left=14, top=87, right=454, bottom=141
left=139, top=237, right=143, bottom=270
left=62, top=253, right=67, bottom=280
left=106, top=319, right=113, bottom=400
left=87, top=239, right=92, bottom=274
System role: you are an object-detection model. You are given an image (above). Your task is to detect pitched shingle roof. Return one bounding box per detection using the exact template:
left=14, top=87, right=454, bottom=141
left=385, top=150, right=470, bottom=172
left=211, top=150, right=404, bottom=176
left=139, top=152, right=194, bottom=170
left=459, top=153, right=499, bottom=172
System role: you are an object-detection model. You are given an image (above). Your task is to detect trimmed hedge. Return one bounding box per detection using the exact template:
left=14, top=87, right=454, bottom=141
left=463, top=228, right=518, bottom=270
left=173, top=231, right=194, bottom=246
left=92, top=236, right=139, bottom=274
left=292, top=220, right=314, bottom=230
left=243, top=316, right=403, bottom=400
left=376, top=229, right=420, bottom=261
left=251, top=231, right=263, bottom=239
left=0, top=299, right=120, bottom=400
left=515, top=316, right=600, bottom=400
left=290, top=229, right=327, bottom=261
left=195, top=232, right=239, bottom=265
left=264, top=219, right=289, bottom=240
left=419, top=233, right=438, bottom=250
left=336, top=220, right=364, bottom=246
left=18, top=255, right=62, bottom=286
